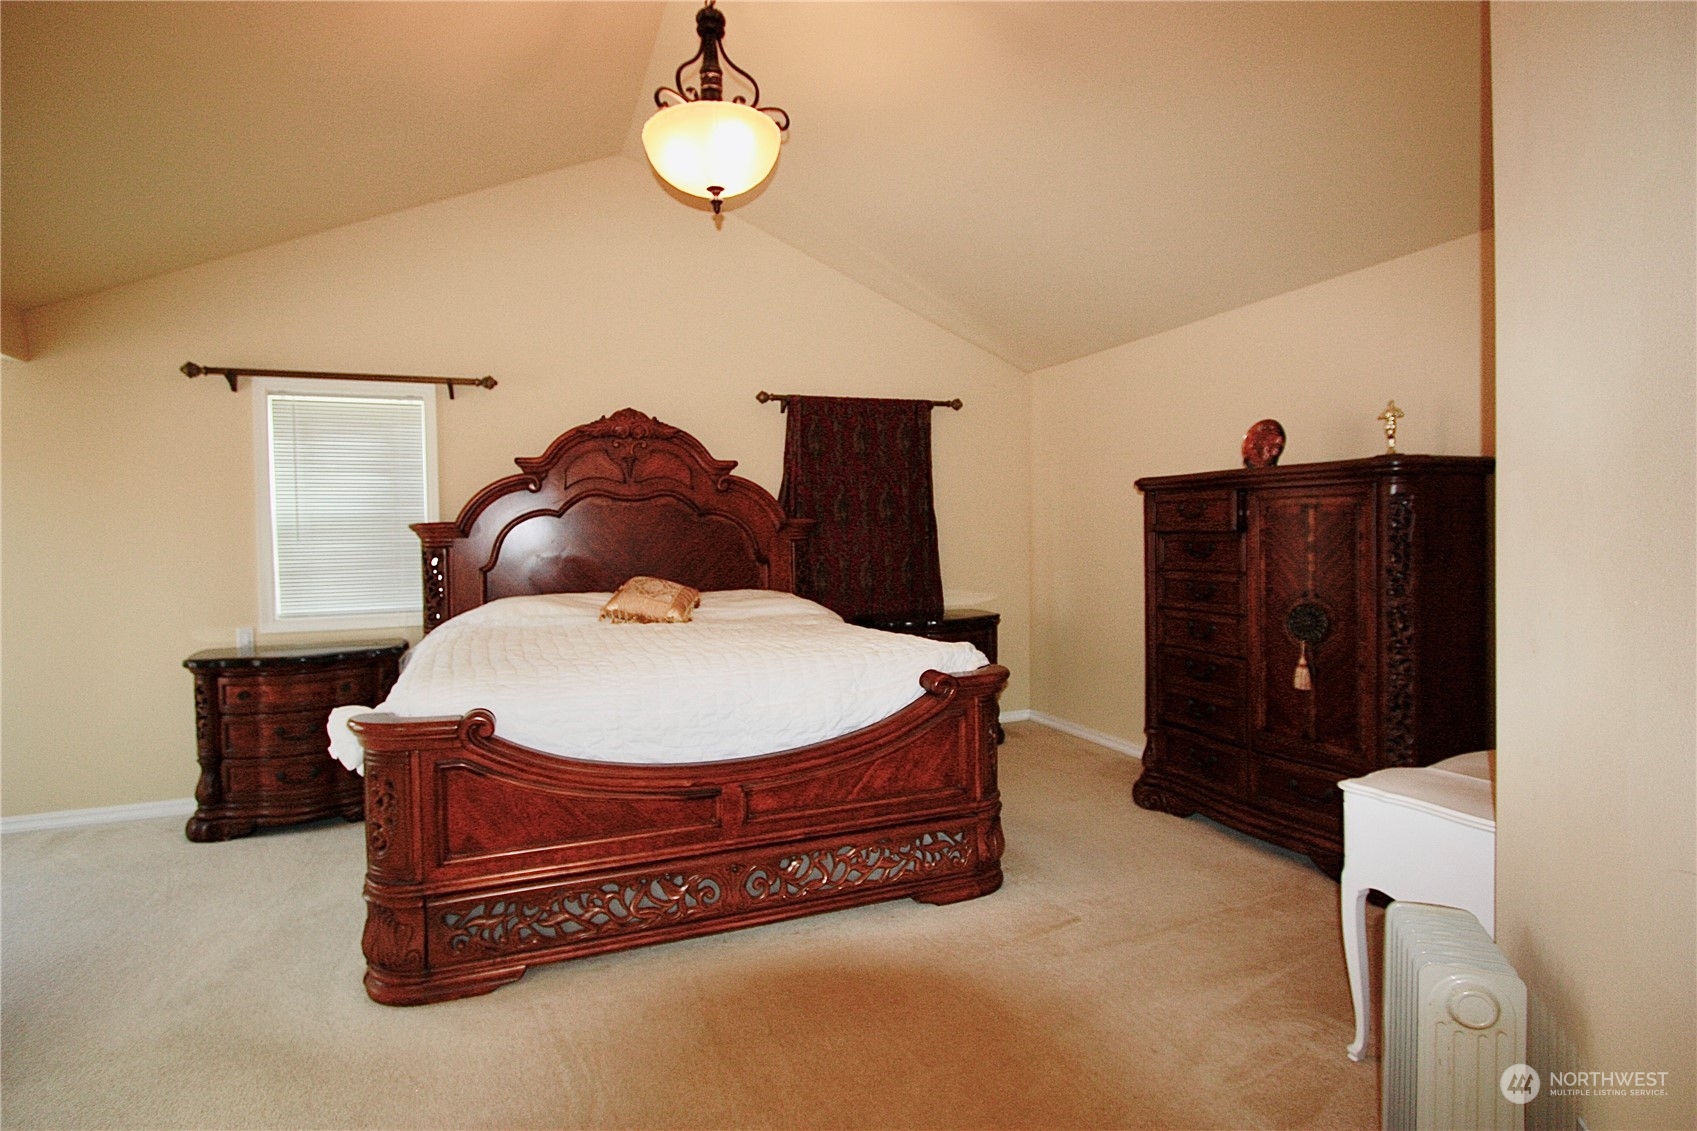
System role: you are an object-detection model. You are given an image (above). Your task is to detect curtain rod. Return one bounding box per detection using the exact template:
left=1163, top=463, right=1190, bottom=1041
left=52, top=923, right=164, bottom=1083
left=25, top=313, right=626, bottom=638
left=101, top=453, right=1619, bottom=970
left=755, top=390, right=962, bottom=412
left=183, top=362, right=497, bottom=399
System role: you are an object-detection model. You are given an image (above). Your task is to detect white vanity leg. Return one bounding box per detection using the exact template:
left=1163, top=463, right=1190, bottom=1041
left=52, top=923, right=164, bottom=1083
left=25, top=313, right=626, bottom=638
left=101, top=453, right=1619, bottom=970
left=1341, top=875, right=1372, bottom=1061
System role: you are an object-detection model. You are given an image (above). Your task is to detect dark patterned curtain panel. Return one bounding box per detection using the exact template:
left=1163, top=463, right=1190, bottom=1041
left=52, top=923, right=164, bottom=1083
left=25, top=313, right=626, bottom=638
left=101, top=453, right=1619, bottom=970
left=778, top=396, right=944, bottom=621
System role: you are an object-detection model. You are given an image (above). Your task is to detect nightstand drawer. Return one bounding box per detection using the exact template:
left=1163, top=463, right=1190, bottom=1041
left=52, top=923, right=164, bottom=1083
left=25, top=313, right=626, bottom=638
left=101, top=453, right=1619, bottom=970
left=220, top=708, right=335, bottom=757
left=222, top=755, right=343, bottom=797
left=218, top=669, right=378, bottom=714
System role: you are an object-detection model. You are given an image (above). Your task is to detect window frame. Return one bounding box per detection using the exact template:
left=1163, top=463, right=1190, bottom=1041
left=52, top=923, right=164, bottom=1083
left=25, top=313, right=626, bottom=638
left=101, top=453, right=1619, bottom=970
left=251, top=376, right=440, bottom=635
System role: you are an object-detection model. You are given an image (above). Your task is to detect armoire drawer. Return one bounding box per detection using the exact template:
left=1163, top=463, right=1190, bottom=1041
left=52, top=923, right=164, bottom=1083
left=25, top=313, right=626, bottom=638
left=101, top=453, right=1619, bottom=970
left=1158, top=647, right=1246, bottom=699
left=1250, top=755, right=1345, bottom=829
left=1157, top=732, right=1248, bottom=797
left=1155, top=572, right=1245, bottom=614
left=1157, top=688, right=1247, bottom=745
left=1153, top=532, right=1245, bottom=574
left=1148, top=489, right=1239, bottom=533
left=1155, top=609, right=1246, bottom=656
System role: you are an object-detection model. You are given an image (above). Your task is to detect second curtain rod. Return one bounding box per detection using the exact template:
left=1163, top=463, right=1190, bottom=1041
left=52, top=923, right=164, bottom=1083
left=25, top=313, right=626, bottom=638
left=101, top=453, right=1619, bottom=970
left=755, top=390, right=962, bottom=411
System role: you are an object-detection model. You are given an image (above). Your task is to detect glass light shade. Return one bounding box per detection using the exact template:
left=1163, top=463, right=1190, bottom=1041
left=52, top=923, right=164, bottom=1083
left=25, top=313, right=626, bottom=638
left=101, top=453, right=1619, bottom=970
left=641, top=99, right=782, bottom=203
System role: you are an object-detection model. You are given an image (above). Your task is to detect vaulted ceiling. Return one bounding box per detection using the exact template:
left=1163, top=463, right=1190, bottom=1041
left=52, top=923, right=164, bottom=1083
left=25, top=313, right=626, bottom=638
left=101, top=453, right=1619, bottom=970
left=1, top=1, right=1487, bottom=372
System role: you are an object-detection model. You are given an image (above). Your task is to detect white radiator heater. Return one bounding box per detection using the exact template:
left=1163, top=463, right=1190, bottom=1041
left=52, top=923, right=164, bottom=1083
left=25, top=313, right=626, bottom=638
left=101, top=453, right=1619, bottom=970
left=1383, top=902, right=1528, bottom=1131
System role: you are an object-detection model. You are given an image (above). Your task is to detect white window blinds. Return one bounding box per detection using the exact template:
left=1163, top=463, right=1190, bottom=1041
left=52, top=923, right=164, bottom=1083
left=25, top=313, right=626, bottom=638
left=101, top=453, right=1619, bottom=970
left=265, top=391, right=431, bottom=622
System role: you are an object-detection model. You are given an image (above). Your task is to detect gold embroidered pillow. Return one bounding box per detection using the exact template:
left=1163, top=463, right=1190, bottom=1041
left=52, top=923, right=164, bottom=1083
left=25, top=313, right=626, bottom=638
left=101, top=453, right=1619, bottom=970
left=599, top=576, right=702, bottom=624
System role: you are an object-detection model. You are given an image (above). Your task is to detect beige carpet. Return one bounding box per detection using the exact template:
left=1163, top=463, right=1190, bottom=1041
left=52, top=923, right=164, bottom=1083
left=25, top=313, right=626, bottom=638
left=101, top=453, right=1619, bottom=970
left=1, top=723, right=1379, bottom=1129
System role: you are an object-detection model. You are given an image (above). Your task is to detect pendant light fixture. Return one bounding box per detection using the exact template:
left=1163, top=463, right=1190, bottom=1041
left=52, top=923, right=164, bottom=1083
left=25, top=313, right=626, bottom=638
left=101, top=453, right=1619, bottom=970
left=641, top=1, right=789, bottom=214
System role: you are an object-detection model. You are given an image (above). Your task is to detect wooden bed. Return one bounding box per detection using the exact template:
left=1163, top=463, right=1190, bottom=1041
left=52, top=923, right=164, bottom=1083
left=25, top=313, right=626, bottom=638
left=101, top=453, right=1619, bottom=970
left=350, top=408, right=1008, bottom=1005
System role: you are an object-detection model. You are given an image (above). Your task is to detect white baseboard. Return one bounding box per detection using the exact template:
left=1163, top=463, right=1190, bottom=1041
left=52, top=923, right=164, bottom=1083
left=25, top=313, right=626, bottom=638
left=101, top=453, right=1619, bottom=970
left=1019, top=710, right=1146, bottom=759
left=1, top=797, right=196, bottom=835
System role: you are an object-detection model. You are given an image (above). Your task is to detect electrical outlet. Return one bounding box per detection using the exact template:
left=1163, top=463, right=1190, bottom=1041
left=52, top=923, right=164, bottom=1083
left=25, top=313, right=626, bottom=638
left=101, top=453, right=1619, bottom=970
left=236, top=626, right=255, bottom=655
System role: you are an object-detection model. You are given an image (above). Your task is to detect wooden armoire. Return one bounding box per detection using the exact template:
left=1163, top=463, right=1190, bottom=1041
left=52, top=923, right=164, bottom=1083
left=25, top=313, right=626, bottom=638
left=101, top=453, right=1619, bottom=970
left=1133, top=455, right=1494, bottom=874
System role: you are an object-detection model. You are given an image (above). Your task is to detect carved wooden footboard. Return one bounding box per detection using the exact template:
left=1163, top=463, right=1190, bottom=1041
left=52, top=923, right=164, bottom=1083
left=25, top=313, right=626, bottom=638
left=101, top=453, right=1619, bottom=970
left=353, top=664, right=1006, bottom=1005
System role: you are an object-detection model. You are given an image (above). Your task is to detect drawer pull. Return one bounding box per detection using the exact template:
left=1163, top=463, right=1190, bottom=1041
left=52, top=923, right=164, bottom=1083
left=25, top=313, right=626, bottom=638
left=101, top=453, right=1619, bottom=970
left=274, top=763, right=327, bottom=786
left=1284, top=777, right=1337, bottom=806
left=234, top=690, right=252, bottom=702
left=1184, top=659, right=1220, bottom=682
left=1182, top=541, right=1218, bottom=561
left=1186, top=621, right=1218, bottom=642
left=1183, top=697, right=1218, bottom=721
left=1186, top=581, right=1218, bottom=602
left=1176, top=500, right=1206, bottom=520
left=1188, top=749, right=1221, bottom=772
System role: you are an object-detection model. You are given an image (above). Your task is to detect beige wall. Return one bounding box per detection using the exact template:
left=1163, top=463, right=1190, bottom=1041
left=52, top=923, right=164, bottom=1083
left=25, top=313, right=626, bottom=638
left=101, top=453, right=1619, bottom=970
left=1492, top=4, right=1696, bottom=1126
left=1028, top=233, right=1490, bottom=744
left=0, top=156, right=1031, bottom=816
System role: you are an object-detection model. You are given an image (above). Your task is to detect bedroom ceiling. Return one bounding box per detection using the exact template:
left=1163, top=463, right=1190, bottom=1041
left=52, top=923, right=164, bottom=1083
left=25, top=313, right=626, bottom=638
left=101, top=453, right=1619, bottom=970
left=0, top=1, right=1487, bottom=372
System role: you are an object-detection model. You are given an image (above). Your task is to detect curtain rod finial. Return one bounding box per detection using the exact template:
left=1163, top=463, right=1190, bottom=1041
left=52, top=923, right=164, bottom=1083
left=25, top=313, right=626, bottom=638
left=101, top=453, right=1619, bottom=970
left=183, top=361, right=237, bottom=390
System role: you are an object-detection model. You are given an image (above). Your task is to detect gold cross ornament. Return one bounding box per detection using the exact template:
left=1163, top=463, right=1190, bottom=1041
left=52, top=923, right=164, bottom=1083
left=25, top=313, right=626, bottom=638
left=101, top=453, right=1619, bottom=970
left=1377, top=400, right=1404, bottom=454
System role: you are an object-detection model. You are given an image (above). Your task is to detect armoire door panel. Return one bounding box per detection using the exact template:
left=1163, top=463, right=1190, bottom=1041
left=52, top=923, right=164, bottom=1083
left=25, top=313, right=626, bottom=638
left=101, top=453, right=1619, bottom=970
left=1248, top=489, right=1377, bottom=771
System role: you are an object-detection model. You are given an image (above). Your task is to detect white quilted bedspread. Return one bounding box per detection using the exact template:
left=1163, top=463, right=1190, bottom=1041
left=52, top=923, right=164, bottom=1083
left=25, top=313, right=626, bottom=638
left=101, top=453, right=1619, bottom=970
left=328, top=590, right=989, bottom=770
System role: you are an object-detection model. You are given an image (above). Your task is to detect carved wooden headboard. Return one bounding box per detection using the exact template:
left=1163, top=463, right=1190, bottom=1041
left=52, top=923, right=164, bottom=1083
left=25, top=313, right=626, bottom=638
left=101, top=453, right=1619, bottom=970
left=412, top=408, right=812, bottom=632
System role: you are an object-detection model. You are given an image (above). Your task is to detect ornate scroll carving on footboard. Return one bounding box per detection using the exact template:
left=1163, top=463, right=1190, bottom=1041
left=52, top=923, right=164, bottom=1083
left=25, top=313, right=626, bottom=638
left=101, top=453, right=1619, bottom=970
left=743, top=830, right=973, bottom=901
left=441, top=872, right=728, bottom=954
left=432, top=826, right=979, bottom=961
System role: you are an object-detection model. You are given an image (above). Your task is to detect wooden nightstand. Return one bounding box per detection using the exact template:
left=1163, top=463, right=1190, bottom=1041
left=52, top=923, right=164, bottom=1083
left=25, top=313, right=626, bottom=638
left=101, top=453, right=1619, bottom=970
left=852, top=609, right=1002, bottom=741
left=184, top=640, right=407, bottom=842
left=852, top=609, right=1000, bottom=661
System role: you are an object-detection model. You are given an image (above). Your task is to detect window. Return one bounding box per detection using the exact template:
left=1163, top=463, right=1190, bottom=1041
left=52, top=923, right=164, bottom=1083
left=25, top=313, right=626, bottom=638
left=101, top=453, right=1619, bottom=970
left=253, top=378, right=438, bottom=633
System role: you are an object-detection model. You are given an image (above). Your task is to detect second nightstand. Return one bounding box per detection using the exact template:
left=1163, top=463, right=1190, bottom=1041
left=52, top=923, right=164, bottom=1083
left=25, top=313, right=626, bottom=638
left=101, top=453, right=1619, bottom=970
left=851, top=609, right=1002, bottom=741
left=851, top=609, right=1000, bottom=662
